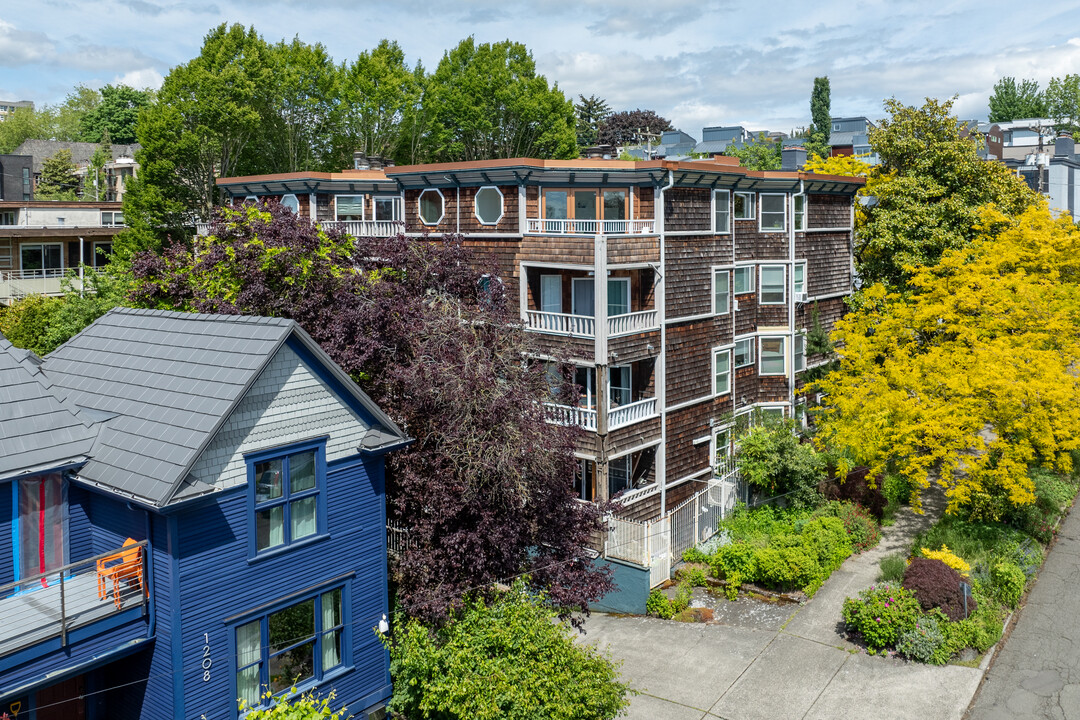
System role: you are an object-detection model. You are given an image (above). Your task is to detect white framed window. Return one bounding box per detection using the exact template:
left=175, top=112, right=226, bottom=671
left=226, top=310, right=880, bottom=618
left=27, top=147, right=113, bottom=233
left=540, top=274, right=562, bottom=314
left=100, top=211, right=125, bottom=227
left=713, top=269, right=730, bottom=315
left=760, top=406, right=786, bottom=421
left=474, top=186, right=504, bottom=225
left=760, top=265, right=786, bottom=304
left=733, top=338, right=755, bottom=368
left=418, top=188, right=445, bottom=225
left=759, top=336, right=787, bottom=376
left=571, top=277, right=594, bottom=316
left=374, top=196, right=403, bottom=221
left=20, top=243, right=63, bottom=273
left=280, top=194, right=300, bottom=214
left=714, top=427, right=734, bottom=474
left=609, top=454, right=632, bottom=497
left=760, top=193, right=786, bottom=232
left=713, top=347, right=732, bottom=395
left=794, top=194, right=807, bottom=230
left=609, top=365, right=631, bottom=407
left=245, top=194, right=258, bottom=204
left=734, top=192, right=755, bottom=220
left=713, top=189, right=731, bottom=233
left=794, top=262, right=807, bottom=297
left=733, top=265, right=755, bottom=294
left=575, top=459, right=595, bottom=501
left=335, top=195, right=365, bottom=221
left=794, top=333, right=806, bottom=372
left=608, top=277, right=630, bottom=317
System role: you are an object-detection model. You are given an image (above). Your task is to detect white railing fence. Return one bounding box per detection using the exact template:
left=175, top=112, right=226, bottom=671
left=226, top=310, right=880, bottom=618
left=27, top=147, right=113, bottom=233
left=543, top=403, right=598, bottom=431
left=387, top=521, right=412, bottom=556
left=321, top=220, right=405, bottom=238
left=524, top=310, right=595, bottom=337
left=526, top=218, right=656, bottom=235
left=608, top=398, right=658, bottom=430
left=607, top=310, right=659, bottom=337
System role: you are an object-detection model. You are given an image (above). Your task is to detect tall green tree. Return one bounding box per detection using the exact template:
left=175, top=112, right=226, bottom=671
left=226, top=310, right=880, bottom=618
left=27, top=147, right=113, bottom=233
left=575, top=94, right=611, bottom=148
left=422, top=37, right=577, bottom=162
left=806, top=76, right=831, bottom=158
left=0, top=106, right=46, bottom=153
left=988, top=77, right=1047, bottom=123
left=857, top=97, right=1036, bottom=289
left=725, top=135, right=782, bottom=170
left=1046, top=74, right=1080, bottom=134
left=119, top=23, right=275, bottom=259
left=36, top=149, right=80, bottom=200
left=0, top=86, right=100, bottom=152
left=336, top=39, right=422, bottom=164
left=80, top=84, right=153, bottom=144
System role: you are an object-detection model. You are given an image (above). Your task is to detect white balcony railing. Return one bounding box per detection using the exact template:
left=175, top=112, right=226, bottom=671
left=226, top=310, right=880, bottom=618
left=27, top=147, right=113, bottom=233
left=544, top=403, right=598, bottom=431
left=194, top=222, right=211, bottom=236
left=321, top=220, right=405, bottom=238
left=607, top=310, right=659, bottom=337
left=526, top=218, right=655, bottom=235
left=525, top=311, right=595, bottom=337
left=0, top=268, right=103, bottom=303
left=608, top=398, right=658, bottom=430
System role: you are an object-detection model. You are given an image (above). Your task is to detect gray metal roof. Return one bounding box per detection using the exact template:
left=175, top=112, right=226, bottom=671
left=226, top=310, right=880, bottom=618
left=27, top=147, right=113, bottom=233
left=11, top=139, right=140, bottom=174
left=42, top=308, right=407, bottom=508
left=0, top=334, right=97, bottom=480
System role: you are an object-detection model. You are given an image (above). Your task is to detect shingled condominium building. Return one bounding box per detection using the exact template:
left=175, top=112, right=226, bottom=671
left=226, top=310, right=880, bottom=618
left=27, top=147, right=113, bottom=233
left=217, top=151, right=863, bottom=523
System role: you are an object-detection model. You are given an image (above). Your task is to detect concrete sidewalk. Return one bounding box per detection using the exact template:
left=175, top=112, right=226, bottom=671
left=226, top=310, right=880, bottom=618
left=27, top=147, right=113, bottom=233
left=582, top=490, right=989, bottom=720
left=965, top=504, right=1080, bottom=720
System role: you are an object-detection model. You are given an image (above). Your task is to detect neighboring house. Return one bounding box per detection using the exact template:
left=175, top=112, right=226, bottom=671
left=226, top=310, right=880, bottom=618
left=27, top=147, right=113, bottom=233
left=827, top=116, right=879, bottom=164
left=0, top=155, right=33, bottom=202
left=10, top=140, right=140, bottom=202
left=0, top=201, right=124, bottom=305
left=218, top=151, right=863, bottom=530
left=1007, top=130, right=1080, bottom=219
left=694, top=126, right=753, bottom=155
left=0, top=100, right=33, bottom=122
left=959, top=120, right=1005, bottom=160
left=0, top=308, right=409, bottom=719
left=653, top=130, right=698, bottom=159
left=995, top=117, right=1059, bottom=162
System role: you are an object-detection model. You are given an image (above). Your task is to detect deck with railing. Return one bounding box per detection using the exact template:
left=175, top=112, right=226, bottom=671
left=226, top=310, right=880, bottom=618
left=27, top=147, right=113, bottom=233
left=544, top=397, right=656, bottom=432
left=524, top=309, right=658, bottom=338
left=0, top=267, right=102, bottom=303
left=0, top=540, right=148, bottom=658
left=526, top=218, right=655, bottom=235
left=544, top=403, right=598, bottom=431
left=196, top=219, right=405, bottom=238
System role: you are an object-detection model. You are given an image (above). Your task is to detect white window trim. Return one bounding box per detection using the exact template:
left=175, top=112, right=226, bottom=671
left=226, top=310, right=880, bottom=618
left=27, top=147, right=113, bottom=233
left=245, top=194, right=257, bottom=204
left=418, top=188, right=445, bottom=226
left=794, top=194, right=808, bottom=231
left=373, top=195, right=403, bottom=222
left=758, top=335, right=788, bottom=376
left=712, top=425, right=735, bottom=471
left=794, top=331, right=806, bottom=373
left=759, top=192, right=787, bottom=233
left=712, top=267, right=731, bottom=316
left=334, top=194, right=366, bottom=221
left=733, top=264, right=756, bottom=295
left=571, top=277, right=594, bottom=316
left=734, top=191, right=756, bottom=221
left=712, top=189, right=731, bottom=234
left=794, top=261, right=807, bottom=297
left=20, top=242, right=64, bottom=272
left=474, top=185, right=504, bottom=226
left=712, top=347, right=732, bottom=396
left=760, top=264, right=786, bottom=305
left=733, top=337, right=755, bottom=369
left=280, top=194, right=300, bottom=214
left=608, top=276, right=631, bottom=317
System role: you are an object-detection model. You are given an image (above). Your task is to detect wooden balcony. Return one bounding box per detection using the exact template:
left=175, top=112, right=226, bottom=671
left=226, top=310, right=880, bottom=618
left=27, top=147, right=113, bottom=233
left=320, top=220, right=405, bottom=237
left=544, top=403, right=598, bottom=431
left=526, top=218, right=655, bottom=235
left=524, top=310, right=658, bottom=338
left=544, top=397, right=657, bottom=433
left=0, top=541, right=148, bottom=659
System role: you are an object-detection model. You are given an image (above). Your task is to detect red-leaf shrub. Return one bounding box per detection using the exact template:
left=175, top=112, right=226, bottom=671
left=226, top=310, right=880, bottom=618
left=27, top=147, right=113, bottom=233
left=902, top=557, right=976, bottom=621
left=820, top=466, right=886, bottom=520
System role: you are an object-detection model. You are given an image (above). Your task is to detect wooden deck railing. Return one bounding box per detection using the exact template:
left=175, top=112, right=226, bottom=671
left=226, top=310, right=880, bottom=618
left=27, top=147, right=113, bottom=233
left=526, top=218, right=656, bottom=235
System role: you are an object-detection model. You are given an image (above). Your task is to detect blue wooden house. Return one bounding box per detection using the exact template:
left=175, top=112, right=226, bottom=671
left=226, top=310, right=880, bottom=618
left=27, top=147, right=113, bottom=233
left=0, top=308, right=408, bottom=719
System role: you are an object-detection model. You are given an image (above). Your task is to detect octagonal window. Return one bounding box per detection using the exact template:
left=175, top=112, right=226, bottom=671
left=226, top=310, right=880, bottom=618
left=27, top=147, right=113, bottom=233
left=419, top=189, right=444, bottom=226
left=475, top=186, right=504, bottom=225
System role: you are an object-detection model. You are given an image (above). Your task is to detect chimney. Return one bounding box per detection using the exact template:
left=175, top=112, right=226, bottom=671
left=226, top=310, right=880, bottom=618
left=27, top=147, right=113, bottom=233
left=368, top=156, right=385, bottom=171
left=781, top=146, right=807, bottom=171
left=353, top=151, right=370, bottom=170
left=1055, top=130, right=1074, bottom=159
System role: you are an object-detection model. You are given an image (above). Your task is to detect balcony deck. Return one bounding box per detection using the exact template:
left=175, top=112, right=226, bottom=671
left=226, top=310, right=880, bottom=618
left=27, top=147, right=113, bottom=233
left=524, top=310, right=658, bottom=338
left=0, top=542, right=148, bottom=659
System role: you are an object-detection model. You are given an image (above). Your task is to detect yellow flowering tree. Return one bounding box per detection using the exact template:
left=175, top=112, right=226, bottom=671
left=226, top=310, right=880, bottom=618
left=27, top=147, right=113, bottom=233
left=813, top=203, right=1080, bottom=516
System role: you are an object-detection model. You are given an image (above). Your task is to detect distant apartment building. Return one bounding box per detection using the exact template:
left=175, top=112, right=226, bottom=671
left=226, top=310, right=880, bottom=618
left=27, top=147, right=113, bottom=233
left=217, top=149, right=863, bottom=527
left=0, top=155, right=33, bottom=202
left=11, top=139, right=139, bottom=201
left=959, top=120, right=1005, bottom=160
left=995, top=118, right=1059, bottom=162
left=0, top=100, right=33, bottom=121
left=827, top=117, right=879, bottom=164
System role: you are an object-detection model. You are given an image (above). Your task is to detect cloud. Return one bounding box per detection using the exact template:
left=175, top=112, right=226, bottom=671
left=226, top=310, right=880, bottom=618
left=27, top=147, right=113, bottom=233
left=58, top=42, right=164, bottom=73
left=116, top=0, right=220, bottom=16
left=0, top=19, right=56, bottom=66
left=113, top=67, right=164, bottom=90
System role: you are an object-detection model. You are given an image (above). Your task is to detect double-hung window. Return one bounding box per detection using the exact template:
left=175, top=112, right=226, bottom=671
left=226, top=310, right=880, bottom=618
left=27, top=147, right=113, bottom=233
left=713, top=189, right=731, bottom=233
left=714, top=428, right=733, bottom=475
left=249, top=440, right=325, bottom=554
left=794, top=262, right=807, bottom=297
left=713, top=269, right=730, bottom=315
left=713, top=348, right=731, bottom=395
left=235, top=587, right=346, bottom=710
left=734, top=192, right=755, bottom=220
left=794, top=194, right=807, bottom=230
left=335, top=195, right=365, bottom=221
left=760, top=193, right=786, bottom=231
left=734, top=338, right=755, bottom=368
left=759, top=337, right=787, bottom=376
left=733, top=266, right=755, bottom=294
left=760, top=265, right=786, bottom=304
left=794, top=333, right=806, bottom=372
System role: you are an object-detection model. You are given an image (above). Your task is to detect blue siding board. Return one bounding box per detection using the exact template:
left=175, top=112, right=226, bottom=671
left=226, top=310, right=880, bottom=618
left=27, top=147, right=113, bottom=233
left=67, top=483, right=93, bottom=567
left=139, top=513, right=176, bottom=719
left=167, top=455, right=390, bottom=719
left=0, top=481, right=12, bottom=587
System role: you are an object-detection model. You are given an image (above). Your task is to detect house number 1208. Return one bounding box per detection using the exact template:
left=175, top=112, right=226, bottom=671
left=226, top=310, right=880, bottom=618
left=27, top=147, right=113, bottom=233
left=202, top=633, right=212, bottom=682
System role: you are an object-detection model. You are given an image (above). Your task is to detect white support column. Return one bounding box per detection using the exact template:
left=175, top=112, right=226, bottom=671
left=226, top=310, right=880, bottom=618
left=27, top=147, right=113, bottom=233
left=78, top=236, right=84, bottom=298
left=595, top=232, right=610, bottom=502
left=657, top=172, right=672, bottom=517
left=518, top=185, right=527, bottom=235
left=518, top=261, right=528, bottom=323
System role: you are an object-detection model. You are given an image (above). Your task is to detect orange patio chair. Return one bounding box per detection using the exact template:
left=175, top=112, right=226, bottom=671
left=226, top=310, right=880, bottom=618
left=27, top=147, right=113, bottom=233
left=96, top=538, right=144, bottom=609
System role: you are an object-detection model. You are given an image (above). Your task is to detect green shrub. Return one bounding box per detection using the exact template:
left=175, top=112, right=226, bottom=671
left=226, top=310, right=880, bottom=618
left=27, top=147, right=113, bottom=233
left=682, top=547, right=710, bottom=565
left=883, top=473, right=913, bottom=506
left=879, top=553, right=908, bottom=583
left=940, top=586, right=1004, bottom=655
left=990, top=561, right=1025, bottom=608
left=841, top=582, right=921, bottom=652
left=800, top=516, right=853, bottom=573
left=896, top=614, right=948, bottom=665
left=754, top=546, right=820, bottom=591
left=647, top=582, right=693, bottom=619
left=914, top=515, right=1028, bottom=573
left=679, top=566, right=709, bottom=588
left=724, top=574, right=741, bottom=601
left=387, top=582, right=631, bottom=720
left=820, top=502, right=881, bottom=552
left=735, top=418, right=825, bottom=507
left=711, top=542, right=757, bottom=581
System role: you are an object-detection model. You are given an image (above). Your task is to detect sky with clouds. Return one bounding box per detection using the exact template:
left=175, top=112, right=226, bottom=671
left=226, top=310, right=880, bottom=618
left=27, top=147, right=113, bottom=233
left=3, top=0, right=1080, bottom=138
